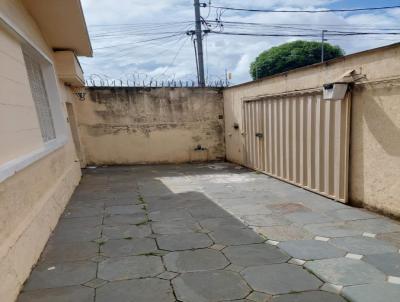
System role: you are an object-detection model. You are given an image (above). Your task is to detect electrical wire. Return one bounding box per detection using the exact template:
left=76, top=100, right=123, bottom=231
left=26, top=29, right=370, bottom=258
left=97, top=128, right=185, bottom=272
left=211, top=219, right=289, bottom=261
left=94, top=33, right=186, bottom=50
left=88, top=21, right=192, bottom=28
left=209, top=31, right=322, bottom=37
left=153, top=36, right=190, bottom=79
left=205, top=20, right=400, bottom=31
left=89, top=24, right=191, bottom=37
left=208, top=4, right=400, bottom=13
left=209, top=30, right=400, bottom=38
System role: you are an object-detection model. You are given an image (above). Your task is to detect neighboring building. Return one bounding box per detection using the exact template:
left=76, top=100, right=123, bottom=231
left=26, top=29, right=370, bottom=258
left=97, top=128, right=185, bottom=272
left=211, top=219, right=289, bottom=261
left=0, top=1, right=91, bottom=300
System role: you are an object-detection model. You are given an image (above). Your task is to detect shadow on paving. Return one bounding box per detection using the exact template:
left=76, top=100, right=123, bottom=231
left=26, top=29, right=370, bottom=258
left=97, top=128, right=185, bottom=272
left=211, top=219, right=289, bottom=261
left=17, top=163, right=358, bottom=301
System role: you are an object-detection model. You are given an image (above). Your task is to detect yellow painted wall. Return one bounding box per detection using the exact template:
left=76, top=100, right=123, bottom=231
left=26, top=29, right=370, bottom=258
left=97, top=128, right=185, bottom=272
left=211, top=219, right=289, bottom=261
left=223, top=44, right=400, bottom=217
left=350, top=84, right=400, bottom=217
left=76, top=88, right=225, bottom=165
left=0, top=1, right=82, bottom=301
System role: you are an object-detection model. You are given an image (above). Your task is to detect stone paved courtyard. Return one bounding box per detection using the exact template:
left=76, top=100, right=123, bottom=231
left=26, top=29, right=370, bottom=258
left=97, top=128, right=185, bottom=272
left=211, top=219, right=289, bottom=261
left=18, top=163, right=400, bottom=302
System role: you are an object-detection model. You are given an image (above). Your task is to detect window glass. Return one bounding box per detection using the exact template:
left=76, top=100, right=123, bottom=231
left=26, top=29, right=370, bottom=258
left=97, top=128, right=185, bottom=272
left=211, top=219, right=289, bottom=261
left=23, top=49, right=56, bottom=142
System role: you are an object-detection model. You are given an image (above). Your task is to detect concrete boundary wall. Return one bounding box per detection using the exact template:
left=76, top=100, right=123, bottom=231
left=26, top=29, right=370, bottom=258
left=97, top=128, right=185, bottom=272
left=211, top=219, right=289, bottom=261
left=75, top=87, right=225, bottom=165
left=223, top=43, right=400, bottom=217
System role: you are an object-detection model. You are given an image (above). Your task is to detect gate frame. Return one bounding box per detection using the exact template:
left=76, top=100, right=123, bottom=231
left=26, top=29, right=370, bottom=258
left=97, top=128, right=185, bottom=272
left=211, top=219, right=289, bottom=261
left=241, top=87, right=352, bottom=203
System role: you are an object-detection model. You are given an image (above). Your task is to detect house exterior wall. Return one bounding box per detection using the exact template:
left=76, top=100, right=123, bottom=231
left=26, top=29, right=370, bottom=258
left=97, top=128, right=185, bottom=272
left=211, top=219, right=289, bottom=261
left=223, top=44, right=400, bottom=217
left=75, top=87, right=225, bottom=165
left=0, top=1, right=83, bottom=301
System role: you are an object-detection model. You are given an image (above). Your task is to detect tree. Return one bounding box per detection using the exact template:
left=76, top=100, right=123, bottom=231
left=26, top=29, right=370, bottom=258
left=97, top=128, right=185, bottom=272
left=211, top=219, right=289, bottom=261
left=250, top=40, right=344, bottom=80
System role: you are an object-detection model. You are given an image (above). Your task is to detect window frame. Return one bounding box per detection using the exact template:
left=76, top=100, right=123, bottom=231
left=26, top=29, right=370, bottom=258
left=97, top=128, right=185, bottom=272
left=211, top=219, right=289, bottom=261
left=23, top=45, right=57, bottom=142
left=0, top=13, right=69, bottom=183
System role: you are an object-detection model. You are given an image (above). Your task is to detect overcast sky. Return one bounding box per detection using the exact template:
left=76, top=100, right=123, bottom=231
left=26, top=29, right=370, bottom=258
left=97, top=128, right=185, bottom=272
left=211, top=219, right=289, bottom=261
left=79, top=0, right=400, bottom=85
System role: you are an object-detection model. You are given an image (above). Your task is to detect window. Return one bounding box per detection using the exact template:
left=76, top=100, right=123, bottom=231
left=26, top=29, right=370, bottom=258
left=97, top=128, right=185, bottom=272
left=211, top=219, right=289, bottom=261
left=23, top=48, right=56, bottom=142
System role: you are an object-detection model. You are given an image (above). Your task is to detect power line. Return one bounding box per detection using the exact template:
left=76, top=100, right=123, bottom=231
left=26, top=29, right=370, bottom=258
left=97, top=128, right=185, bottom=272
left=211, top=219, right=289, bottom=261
left=110, top=36, right=187, bottom=59
left=94, top=33, right=185, bottom=50
left=91, top=31, right=188, bottom=40
left=89, top=23, right=191, bottom=36
left=205, top=20, right=400, bottom=31
left=209, top=31, right=323, bottom=38
left=209, top=30, right=400, bottom=37
left=208, top=4, right=400, bottom=13
left=88, top=21, right=192, bottom=27
left=154, top=36, right=190, bottom=79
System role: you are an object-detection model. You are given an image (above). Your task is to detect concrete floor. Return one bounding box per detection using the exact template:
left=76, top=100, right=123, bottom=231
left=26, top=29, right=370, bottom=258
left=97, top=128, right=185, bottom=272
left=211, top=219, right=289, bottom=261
left=18, top=163, right=400, bottom=302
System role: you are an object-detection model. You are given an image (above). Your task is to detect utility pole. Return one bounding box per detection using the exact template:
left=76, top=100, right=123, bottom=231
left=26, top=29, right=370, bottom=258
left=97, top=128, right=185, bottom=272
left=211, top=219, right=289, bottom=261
left=194, top=0, right=205, bottom=87
left=193, top=38, right=200, bottom=84
left=321, top=30, right=328, bottom=62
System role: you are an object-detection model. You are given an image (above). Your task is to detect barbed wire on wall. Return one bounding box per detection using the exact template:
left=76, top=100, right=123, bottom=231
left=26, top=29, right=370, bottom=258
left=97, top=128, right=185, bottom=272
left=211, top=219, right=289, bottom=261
left=85, top=74, right=229, bottom=88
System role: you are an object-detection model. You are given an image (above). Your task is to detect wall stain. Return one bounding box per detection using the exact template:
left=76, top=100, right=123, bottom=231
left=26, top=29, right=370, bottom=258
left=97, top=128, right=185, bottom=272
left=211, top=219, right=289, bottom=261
left=81, top=87, right=226, bottom=162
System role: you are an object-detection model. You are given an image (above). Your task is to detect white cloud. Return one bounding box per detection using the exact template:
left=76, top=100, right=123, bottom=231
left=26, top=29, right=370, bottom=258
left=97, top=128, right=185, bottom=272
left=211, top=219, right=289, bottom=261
left=79, top=0, right=400, bottom=84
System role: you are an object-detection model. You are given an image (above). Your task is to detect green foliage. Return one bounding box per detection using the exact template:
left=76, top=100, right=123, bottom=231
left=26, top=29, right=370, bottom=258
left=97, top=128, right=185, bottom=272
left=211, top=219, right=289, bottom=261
left=250, top=40, right=344, bottom=80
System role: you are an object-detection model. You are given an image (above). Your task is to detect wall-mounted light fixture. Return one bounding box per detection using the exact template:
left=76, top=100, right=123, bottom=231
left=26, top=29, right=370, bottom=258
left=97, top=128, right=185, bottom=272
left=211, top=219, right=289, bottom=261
left=323, top=83, right=348, bottom=100
left=72, top=87, right=86, bottom=101
left=322, top=69, right=365, bottom=101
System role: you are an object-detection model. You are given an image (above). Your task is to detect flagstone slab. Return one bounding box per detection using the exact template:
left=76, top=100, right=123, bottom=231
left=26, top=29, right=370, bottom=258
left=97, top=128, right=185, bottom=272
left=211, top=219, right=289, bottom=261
left=342, top=283, right=400, bottom=302
left=223, top=244, right=289, bottom=267
left=376, top=232, right=400, bottom=248
left=104, top=197, right=140, bottom=207
left=149, top=209, right=193, bottom=221
left=39, top=241, right=98, bottom=264
left=164, top=249, right=229, bottom=272
left=304, top=222, right=362, bottom=238
left=267, top=203, right=311, bottom=215
left=272, top=291, right=346, bottom=302
left=98, top=255, right=164, bottom=281
left=189, top=205, right=231, bottom=219
left=157, top=232, right=213, bottom=251
left=305, top=257, right=386, bottom=286
left=256, top=225, right=314, bottom=241
left=346, top=219, right=400, bottom=234
left=364, top=253, right=400, bottom=277
left=278, top=240, right=346, bottom=260
left=18, top=286, right=94, bottom=302
left=241, top=263, right=322, bottom=295
left=101, top=238, right=157, bottom=257
left=105, top=205, right=145, bottom=215
left=241, top=215, right=290, bottom=227
left=96, top=278, right=175, bottom=302
left=152, top=219, right=201, bottom=234
left=50, top=225, right=102, bottom=243
left=199, top=217, right=245, bottom=230
left=226, top=204, right=272, bottom=216
left=24, top=261, right=97, bottom=290
left=58, top=216, right=103, bottom=228
left=330, top=236, right=397, bottom=255
left=103, top=213, right=148, bottom=226
left=284, top=212, right=334, bottom=225
left=327, top=208, right=377, bottom=221
left=62, top=205, right=104, bottom=219
left=209, top=227, right=265, bottom=246
left=246, top=291, right=271, bottom=302
left=173, top=270, right=251, bottom=302
left=102, top=224, right=152, bottom=239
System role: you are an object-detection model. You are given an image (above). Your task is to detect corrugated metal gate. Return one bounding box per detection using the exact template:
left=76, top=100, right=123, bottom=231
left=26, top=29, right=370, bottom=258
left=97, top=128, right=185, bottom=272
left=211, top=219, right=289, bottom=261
left=243, top=91, right=351, bottom=202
